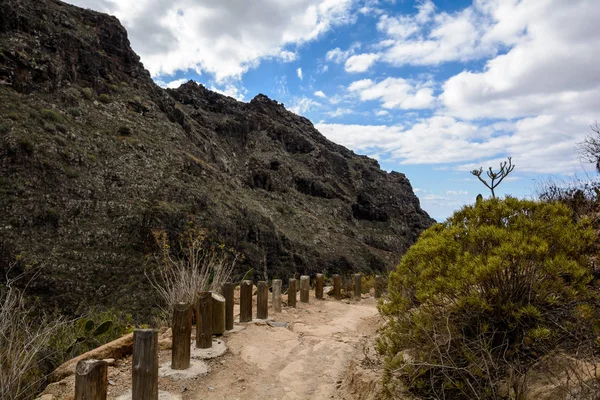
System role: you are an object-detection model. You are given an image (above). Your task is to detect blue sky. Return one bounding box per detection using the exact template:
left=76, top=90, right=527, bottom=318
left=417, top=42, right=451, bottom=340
left=66, top=0, right=600, bottom=221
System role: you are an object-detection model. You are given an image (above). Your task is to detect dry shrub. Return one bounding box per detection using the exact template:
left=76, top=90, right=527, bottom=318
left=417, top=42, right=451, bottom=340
left=146, top=225, right=239, bottom=318
left=0, top=268, right=65, bottom=400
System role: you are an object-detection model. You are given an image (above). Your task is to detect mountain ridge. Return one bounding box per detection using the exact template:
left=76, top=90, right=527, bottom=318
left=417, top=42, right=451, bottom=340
left=0, top=0, right=433, bottom=315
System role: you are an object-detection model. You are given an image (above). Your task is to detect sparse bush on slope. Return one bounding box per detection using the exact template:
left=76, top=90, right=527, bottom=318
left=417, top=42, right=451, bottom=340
left=378, top=197, right=599, bottom=399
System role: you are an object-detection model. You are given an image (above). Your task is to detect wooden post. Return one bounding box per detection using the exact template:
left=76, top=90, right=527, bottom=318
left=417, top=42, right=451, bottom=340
left=239, top=280, right=253, bottom=322
left=212, top=292, right=226, bottom=335
left=171, top=302, right=192, bottom=370
left=75, top=359, right=107, bottom=400
left=375, top=275, right=385, bottom=298
left=272, top=279, right=282, bottom=312
left=288, top=278, right=297, bottom=307
left=196, top=291, right=212, bottom=348
left=315, top=273, right=324, bottom=300
left=354, top=273, right=362, bottom=300
left=222, top=282, right=234, bottom=330
left=257, top=281, right=268, bottom=319
left=333, top=274, right=341, bottom=300
left=300, top=275, right=310, bottom=303
left=132, top=329, right=158, bottom=400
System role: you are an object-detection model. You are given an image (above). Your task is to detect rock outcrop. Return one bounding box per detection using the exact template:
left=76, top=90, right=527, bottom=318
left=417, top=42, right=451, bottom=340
left=0, top=0, right=433, bottom=316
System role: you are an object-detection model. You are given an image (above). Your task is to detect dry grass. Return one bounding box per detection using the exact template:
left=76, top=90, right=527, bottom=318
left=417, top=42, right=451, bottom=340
left=0, top=267, right=66, bottom=400
left=146, top=226, right=238, bottom=319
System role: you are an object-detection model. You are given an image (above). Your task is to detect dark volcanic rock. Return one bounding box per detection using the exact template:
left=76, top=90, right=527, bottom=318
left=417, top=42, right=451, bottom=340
left=0, top=0, right=433, bottom=316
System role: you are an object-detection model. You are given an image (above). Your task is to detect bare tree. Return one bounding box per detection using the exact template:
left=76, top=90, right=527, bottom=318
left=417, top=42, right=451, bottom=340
left=578, top=122, right=600, bottom=173
left=471, top=157, right=515, bottom=198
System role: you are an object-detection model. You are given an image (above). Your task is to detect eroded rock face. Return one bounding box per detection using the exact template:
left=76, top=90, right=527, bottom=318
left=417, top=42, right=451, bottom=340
left=0, top=0, right=433, bottom=317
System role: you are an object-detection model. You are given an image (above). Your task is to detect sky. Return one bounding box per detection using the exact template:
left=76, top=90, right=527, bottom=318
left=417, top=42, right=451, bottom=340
left=65, top=0, right=600, bottom=221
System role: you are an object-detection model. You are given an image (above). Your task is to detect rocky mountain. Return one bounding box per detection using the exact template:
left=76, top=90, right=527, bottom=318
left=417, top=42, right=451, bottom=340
left=0, top=0, right=433, bottom=315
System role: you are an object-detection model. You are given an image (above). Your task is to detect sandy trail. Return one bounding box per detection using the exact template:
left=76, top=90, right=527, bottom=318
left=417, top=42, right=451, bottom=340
left=42, top=292, right=383, bottom=400
left=188, top=295, right=380, bottom=400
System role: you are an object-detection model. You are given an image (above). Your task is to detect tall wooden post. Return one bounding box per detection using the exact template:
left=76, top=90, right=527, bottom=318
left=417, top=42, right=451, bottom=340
left=354, top=273, right=362, bottom=300
left=171, top=302, right=192, bottom=370
left=75, top=359, right=107, bottom=400
left=300, top=275, right=310, bottom=303
left=288, top=278, right=297, bottom=307
left=240, top=280, right=253, bottom=322
left=196, top=291, right=212, bottom=348
left=132, top=329, right=158, bottom=400
left=272, top=279, right=282, bottom=312
left=333, top=274, right=341, bottom=300
left=315, top=274, right=324, bottom=300
left=222, top=282, right=234, bottom=330
left=375, top=275, right=385, bottom=298
left=212, top=292, right=226, bottom=335
left=257, top=281, right=268, bottom=319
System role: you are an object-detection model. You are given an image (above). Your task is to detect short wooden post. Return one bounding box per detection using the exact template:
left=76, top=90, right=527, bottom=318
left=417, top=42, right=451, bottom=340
left=196, top=291, right=212, bottom=348
left=132, top=329, right=158, bottom=400
left=212, top=292, right=226, bottom=335
left=354, top=273, right=362, bottom=300
left=333, top=274, right=341, bottom=300
left=240, top=280, right=253, bottom=322
left=222, top=282, right=234, bottom=330
left=375, top=275, right=385, bottom=298
left=315, top=273, right=324, bottom=300
left=288, top=278, right=297, bottom=307
left=300, top=275, right=310, bottom=303
left=75, top=359, right=107, bottom=400
left=257, top=281, right=268, bottom=319
left=272, top=279, right=282, bottom=312
left=172, top=302, right=192, bottom=370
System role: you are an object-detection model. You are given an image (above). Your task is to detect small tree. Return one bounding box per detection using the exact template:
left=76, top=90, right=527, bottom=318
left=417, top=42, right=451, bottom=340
left=471, top=157, right=515, bottom=198
left=578, top=122, right=600, bottom=173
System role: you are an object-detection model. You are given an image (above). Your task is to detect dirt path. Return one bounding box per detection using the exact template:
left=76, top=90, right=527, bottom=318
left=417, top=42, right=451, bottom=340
left=189, top=295, right=381, bottom=400
left=43, top=292, right=384, bottom=400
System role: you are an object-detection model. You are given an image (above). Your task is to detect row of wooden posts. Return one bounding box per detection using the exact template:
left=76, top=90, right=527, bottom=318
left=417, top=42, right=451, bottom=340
left=73, top=273, right=386, bottom=399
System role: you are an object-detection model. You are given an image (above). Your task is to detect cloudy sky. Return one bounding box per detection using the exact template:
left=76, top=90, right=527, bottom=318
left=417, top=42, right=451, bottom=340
left=66, top=0, right=600, bottom=220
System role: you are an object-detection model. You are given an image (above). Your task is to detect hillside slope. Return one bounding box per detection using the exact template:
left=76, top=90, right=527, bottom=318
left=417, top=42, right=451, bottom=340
left=0, top=0, right=432, bottom=314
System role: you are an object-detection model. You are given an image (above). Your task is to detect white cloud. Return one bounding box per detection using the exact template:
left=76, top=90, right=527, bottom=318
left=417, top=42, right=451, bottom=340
left=314, top=90, right=327, bottom=98
left=209, top=82, right=247, bottom=101
left=325, top=43, right=360, bottom=63
left=326, top=108, right=353, bottom=118
left=289, top=97, right=321, bottom=115
left=297, top=67, right=303, bottom=80
left=440, top=0, right=600, bottom=120
left=348, top=77, right=435, bottom=109
left=375, top=110, right=389, bottom=117
left=446, top=190, right=468, bottom=196
left=64, top=0, right=356, bottom=82
left=155, top=77, right=188, bottom=89
left=344, top=53, right=379, bottom=73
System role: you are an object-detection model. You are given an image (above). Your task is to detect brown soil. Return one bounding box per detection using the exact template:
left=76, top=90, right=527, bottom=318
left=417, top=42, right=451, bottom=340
left=43, top=292, right=386, bottom=400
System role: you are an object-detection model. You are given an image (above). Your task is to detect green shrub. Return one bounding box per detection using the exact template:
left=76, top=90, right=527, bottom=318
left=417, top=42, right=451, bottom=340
left=39, top=108, right=63, bottom=123
left=98, top=94, right=111, bottom=104
left=43, top=122, right=56, bottom=133
left=7, top=112, right=19, bottom=120
left=0, top=124, right=8, bottom=134
left=378, top=197, right=598, bottom=399
left=68, top=107, right=82, bottom=117
left=80, top=87, right=94, bottom=100
left=18, top=139, right=33, bottom=155
left=56, top=123, right=68, bottom=134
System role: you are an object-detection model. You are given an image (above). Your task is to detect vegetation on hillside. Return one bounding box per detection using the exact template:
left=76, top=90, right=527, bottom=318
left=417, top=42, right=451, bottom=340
left=378, top=197, right=599, bottom=399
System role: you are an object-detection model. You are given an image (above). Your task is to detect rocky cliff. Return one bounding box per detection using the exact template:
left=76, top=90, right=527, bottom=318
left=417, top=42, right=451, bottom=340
left=0, top=0, right=433, bottom=315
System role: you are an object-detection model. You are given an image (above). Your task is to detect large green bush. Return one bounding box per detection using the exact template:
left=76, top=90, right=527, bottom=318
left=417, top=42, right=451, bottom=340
left=378, top=197, right=598, bottom=399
